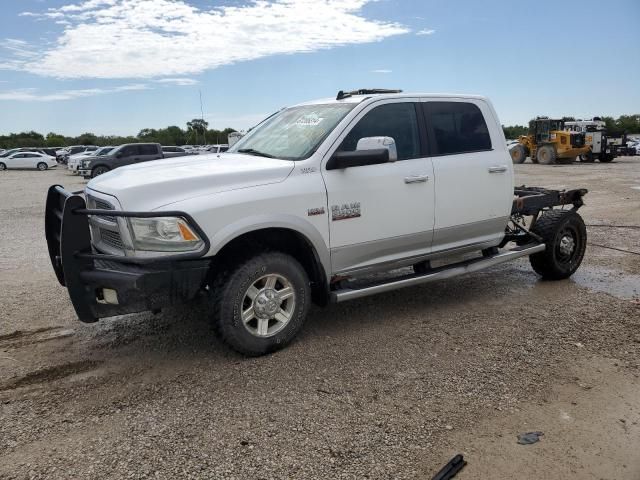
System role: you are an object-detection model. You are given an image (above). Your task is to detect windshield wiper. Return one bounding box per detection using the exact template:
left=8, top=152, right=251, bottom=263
left=237, top=148, right=275, bottom=158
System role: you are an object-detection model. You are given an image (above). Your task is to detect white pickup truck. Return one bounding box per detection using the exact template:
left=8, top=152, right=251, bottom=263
left=46, top=89, right=588, bottom=356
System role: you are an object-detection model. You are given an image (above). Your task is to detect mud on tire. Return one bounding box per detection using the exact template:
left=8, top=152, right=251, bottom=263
left=529, top=210, right=587, bottom=280
left=210, top=251, right=310, bottom=356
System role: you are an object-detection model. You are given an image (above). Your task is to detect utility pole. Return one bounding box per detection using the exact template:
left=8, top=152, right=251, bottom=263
left=200, top=90, right=207, bottom=145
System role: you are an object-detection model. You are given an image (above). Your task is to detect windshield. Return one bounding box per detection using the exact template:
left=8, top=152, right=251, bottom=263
left=96, top=147, right=113, bottom=156
left=1, top=148, right=19, bottom=157
left=229, top=103, right=356, bottom=160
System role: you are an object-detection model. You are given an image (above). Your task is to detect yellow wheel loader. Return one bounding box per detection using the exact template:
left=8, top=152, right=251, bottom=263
left=510, top=117, right=590, bottom=165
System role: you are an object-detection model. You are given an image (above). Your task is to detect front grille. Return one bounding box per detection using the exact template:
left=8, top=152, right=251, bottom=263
left=88, top=195, right=116, bottom=222
left=100, top=228, right=124, bottom=249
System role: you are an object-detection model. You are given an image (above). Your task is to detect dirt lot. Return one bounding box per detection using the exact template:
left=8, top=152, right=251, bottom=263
left=1, top=159, right=639, bottom=479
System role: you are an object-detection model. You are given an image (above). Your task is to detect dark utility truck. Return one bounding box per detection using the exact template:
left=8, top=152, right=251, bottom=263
left=79, top=143, right=164, bottom=178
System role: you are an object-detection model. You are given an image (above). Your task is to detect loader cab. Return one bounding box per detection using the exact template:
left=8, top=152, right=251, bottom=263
left=529, top=117, right=564, bottom=143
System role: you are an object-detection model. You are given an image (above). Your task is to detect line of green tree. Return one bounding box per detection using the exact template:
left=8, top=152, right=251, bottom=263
left=2, top=114, right=638, bottom=149
left=0, top=118, right=238, bottom=149
left=503, top=114, right=640, bottom=139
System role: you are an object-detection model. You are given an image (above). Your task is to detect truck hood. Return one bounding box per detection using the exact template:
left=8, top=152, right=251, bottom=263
left=87, top=153, right=295, bottom=210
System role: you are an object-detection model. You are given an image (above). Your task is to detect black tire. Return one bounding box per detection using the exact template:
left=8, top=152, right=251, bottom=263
left=37, top=162, right=48, bottom=171
left=510, top=144, right=527, bottom=164
left=91, top=165, right=110, bottom=178
left=579, top=151, right=594, bottom=162
left=529, top=210, right=586, bottom=280
left=210, top=251, right=310, bottom=356
left=599, top=153, right=614, bottom=163
left=536, top=145, right=556, bottom=165
left=0, top=162, right=6, bottom=171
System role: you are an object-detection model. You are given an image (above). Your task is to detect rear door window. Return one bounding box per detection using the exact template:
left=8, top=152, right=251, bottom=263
left=139, top=145, right=158, bottom=155
left=425, top=102, right=492, bottom=155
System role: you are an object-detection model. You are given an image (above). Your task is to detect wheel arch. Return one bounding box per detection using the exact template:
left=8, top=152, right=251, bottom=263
left=209, top=216, right=330, bottom=305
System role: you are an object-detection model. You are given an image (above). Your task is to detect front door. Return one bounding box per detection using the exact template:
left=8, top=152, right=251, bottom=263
left=322, top=100, right=435, bottom=276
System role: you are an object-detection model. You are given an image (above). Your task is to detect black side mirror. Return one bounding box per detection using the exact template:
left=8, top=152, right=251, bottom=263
left=326, top=148, right=389, bottom=171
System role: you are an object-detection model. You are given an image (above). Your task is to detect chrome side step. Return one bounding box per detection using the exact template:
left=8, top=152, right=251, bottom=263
left=330, top=243, right=546, bottom=303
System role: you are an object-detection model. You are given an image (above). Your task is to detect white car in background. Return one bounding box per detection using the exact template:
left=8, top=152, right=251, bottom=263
left=0, top=151, right=57, bottom=171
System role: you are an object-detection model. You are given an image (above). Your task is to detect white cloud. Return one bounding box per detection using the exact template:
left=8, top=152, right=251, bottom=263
left=0, top=83, right=149, bottom=102
left=155, top=78, right=199, bottom=86
left=416, top=28, right=435, bottom=36
left=371, top=69, right=392, bottom=74
left=13, top=0, right=409, bottom=79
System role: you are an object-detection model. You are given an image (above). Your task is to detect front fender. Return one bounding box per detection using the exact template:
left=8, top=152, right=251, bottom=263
left=209, top=214, right=331, bottom=280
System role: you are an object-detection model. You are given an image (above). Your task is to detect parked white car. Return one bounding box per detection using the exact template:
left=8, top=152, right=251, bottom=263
left=0, top=151, right=57, bottom=170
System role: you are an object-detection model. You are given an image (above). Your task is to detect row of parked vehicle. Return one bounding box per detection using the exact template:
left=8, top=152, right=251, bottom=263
left=0, top=143, right=229, bottom=174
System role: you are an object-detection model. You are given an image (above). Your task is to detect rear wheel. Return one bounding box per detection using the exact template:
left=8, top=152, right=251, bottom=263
left=579, top=151, right=594, bottom=162
left=599, top=153, right=614, bottom=163
left=210, top=251, right=310, bottom=356
left=37, top=162, right=48, bottom=171
left=536, top=145, right=556, bottom=165
left=529, top=210, right=586, bottom=280
left=0, top=162, right=6, bottom=171
left=91, top=165, right=109, bottom=177
left=510, top=144, right=527, bottom=164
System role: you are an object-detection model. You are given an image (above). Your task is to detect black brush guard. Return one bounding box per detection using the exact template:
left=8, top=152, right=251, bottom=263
left=45, top=185, right=211, bottom=323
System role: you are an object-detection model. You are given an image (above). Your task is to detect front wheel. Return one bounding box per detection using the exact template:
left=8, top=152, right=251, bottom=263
left=91, top=165, right=110, bottom=178
left=37, top=162, right=48, bottom=171
left=529, top=210, right=586, bottom=280
left=0, top=162, right=6, bottom=171
left=210, top=252, right=310, bottom=356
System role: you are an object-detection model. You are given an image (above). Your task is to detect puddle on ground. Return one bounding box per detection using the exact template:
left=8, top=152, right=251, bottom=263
left=571, top=266, right=640, bottom=300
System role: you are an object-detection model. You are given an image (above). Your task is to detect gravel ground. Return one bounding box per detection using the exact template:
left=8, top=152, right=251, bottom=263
left=1, top=159, right=639, bottom=479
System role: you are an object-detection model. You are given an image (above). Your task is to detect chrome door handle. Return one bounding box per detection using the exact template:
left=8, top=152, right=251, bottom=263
left=488, top=165, right=507, bottom=173
left=404, top=174, right=429, bottom=184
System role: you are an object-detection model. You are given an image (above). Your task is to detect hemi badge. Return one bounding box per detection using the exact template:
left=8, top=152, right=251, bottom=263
left=307, top=207, right=325, bottom=216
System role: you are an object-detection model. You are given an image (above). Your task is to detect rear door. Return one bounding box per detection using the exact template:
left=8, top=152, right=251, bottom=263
left=116, top=145, right=140, bottom=167
left=422, top=99, right=513, bottom=252
left=139, top=144, right=161, bottom=162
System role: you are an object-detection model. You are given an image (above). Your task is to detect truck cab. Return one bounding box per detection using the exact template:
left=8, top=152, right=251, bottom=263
left=79, top=143, right=164, bottom=178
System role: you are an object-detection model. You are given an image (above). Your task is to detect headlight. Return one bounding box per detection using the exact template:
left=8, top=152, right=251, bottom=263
left=83, top=160, right=91, bottom=168
left=127, top=217, right=204, bottom=252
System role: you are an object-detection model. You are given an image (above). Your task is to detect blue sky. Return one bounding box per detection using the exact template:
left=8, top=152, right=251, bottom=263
left=0, top=0, right=639, bottom=136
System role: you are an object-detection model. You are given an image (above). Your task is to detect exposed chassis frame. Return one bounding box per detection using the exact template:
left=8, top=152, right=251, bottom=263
left=503, top=186, right=588, bottom=246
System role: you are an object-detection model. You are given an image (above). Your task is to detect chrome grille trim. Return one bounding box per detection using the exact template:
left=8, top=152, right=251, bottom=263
left=86, top=192, right=127, bottom=255
left=87, top=195, right=116, bottom=222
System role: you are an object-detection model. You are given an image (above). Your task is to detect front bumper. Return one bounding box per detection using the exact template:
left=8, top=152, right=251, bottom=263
left=45, top=185, right=211, bottom=323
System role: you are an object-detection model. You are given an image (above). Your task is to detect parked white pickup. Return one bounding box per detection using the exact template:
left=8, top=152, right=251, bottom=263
left=46, top=90, right=589, bottom=356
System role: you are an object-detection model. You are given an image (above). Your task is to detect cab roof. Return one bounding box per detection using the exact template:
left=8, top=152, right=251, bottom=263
left=293, top=90, right=488, bottom=107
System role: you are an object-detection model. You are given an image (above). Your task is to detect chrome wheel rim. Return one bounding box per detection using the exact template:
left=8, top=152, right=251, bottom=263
left=38, top=163, right=46, bottom=170
left=559, top=234, right=575, bottom=257
left=241, top=274, right=296, bottom=338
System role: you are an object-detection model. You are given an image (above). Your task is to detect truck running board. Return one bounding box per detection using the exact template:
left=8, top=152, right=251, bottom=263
left=330, top=243, right=546, bottom=303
